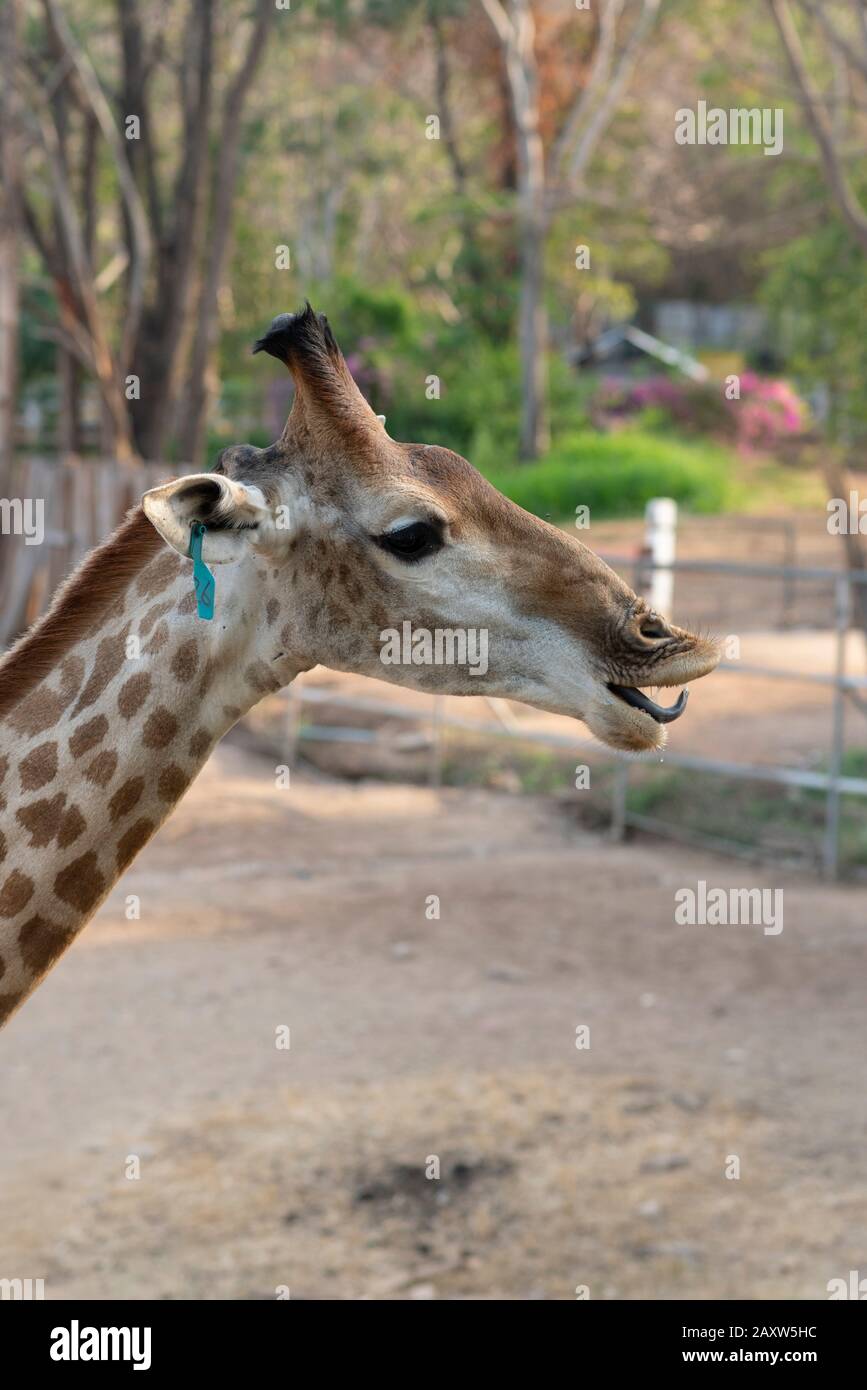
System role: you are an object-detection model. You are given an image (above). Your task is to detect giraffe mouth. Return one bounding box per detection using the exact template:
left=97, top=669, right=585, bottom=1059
left=607, top=683, right=689, bottom=724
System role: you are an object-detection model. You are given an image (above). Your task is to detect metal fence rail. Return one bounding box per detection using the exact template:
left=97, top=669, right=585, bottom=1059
left=3, top=466, right=863, bottom=877
left=283, top=555, right=867, bottom=881
left=600, top=554, right=867, bottom=879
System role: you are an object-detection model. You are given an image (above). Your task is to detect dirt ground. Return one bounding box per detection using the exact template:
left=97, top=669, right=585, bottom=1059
left=1, top=514, right=866, bottom=1301
left=1, top=728, right=866, bottom=1301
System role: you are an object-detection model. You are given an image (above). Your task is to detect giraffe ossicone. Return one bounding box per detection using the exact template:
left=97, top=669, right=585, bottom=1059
left=0, top=304, right=720, bottom=1028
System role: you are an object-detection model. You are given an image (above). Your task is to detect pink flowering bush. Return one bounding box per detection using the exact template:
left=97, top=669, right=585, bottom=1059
left=592, top=372, right=807, bottom=453
left=733, top=371, right=806, bottom=450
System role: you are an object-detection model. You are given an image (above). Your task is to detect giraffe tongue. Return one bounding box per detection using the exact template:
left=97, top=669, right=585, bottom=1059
left=608, top=684, right=689, bottom=724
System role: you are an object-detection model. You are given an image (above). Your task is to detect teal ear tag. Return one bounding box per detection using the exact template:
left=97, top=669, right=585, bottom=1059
left=188, top=522, right=215, bottom=620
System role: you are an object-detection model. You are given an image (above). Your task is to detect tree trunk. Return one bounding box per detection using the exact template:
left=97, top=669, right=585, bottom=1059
left=131, top=0, right=215, bottom=460
left=57, top=350, right=82, bottom=454
left=767, top=0, right=867, bottom=646
left=175, top=0, right=273, bottom=466
left=768, top=0, right=867, bottom=258
left=518, top=210, right=549, bottom=459
left=481, top=0, right=550, bottom=460
left=512, top=8, right=549, bottom=460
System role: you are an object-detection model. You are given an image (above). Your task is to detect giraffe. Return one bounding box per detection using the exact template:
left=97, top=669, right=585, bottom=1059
left=0, top=305, right=720, bottom=1028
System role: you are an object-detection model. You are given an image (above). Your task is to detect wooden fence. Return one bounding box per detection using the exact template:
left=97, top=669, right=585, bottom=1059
left=0, top=455, right=169, bottom=648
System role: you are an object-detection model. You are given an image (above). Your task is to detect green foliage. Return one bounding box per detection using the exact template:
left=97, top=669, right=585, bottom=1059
left=480, top=429, right=739, bottom=521
left=626, top=753, right=867, bottom=874
left=762, top=214, right=867, bottom=441
left=545, top=209, right=644, bottom=342
left=206, top=269, right=744, bottom=522
left=259, top=277, right=587, bottom=463
left=19, top=283, right=56, bottom=382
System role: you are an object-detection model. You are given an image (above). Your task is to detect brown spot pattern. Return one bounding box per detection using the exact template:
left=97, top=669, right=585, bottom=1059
left=85, top=749, right=118, bottom=787
left=59, top=654, right=86, bottom=699
left=137, top=551, right=181, bottom=599
left=6, top=654, right=85, bottom=737
left=177, top=590, right=198, bottom=616
left=20, top=741, right=58, bottom=792
left=266, top=598, right=280, bottom=626
left=0, top=993, right=24, bottom=1026
left=15, top=793, right=66, bottom=849
left=0, top=870, right=35, bottom=918
left=244, top=661, right=280, bottom=695
left=345, top=575, right=362, bottom=603
left=171, top=640, right=199, bottom=683
left=8, top=686, right=67, bottom=738
left=0, top=509, right=162, bottom=726
left=116, top=818, right=155, bottom=871
left=18, top=914, right=72, bottom=976
left=105, top=594, right=128, bottom=623
left=188, top=729, right=211, bottom=760
left=157, top=764, right=190, bottom=802
left=69, top=714, right=108, bottom=759
left=139, top=599, right=174, bottom=637
left=57, top=805, right=86, bottom=849
left=54, top=852, right=105, bottom=913
left=145, top=621, right=169, bottom=655
left=142, top=707, right=178, bottom=749
left=197, top=659, right=217, bottom=697
left=325, top=597, right=352, bottom=631
left=72, top=625, right=131, bottom=715
left=108, top=777, right=144, bottom=821
left=118, top=673, right=151, bottom=718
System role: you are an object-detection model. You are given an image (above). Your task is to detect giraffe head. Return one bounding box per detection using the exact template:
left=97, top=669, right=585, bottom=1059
left=144, top=305, right=719, bottom=753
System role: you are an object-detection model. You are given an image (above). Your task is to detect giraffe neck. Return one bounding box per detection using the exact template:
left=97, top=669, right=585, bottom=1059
left=0, top=530, right=303, bottom=1027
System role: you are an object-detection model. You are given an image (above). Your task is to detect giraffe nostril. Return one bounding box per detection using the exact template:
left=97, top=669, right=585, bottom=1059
left=639, top=613, right=669, bottom=641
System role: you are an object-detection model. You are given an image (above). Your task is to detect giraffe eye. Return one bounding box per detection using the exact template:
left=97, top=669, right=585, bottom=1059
left=376, top=521, right=442, bottom=563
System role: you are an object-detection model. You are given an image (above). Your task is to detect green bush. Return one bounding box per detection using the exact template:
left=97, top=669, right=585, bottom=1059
left=481, top=429, right=739, bottom=521
left=625, top=751, right=867, bottom=874
left=230, top=277, right=592, bottom=467
left=205, top=272, right=740, bottom=520
left=762, top=211, right=867, bottom=442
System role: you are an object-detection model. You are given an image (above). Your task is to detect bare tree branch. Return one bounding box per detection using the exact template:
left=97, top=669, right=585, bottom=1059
left=134, top=0, right=214, bottom=459
left=856, top=0, right=867, bottom=58
left=35, top=107, right=135, bottom=460
left=428, top=0, right=469, bottom=193
left=81, top=110, right=99, bottom=257
left=21, top=192, right=63, bottom=282
left=478, top=0, right=513, bottom=48
left=116, top=0, right=164, bottom=246
left=799, top=0, right=867, bottom=83
left=41, top=0, right=152, bottom=374
left=176, top=0, right=274, bottom=462
left=559, top=0, right=660, bottom=190
left=768, top=0, right=867, bottom=255
left=35, top=320, right=97, bottom=377
left=551, top=0, right=625, bottom=179
left=479, top=0, right=548, bottom=458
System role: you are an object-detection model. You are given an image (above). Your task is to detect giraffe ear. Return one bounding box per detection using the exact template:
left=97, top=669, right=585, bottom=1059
left=142, top=473, right=274, bottom=563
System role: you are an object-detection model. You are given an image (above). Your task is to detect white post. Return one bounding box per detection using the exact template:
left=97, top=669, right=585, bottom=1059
left=644, top=497, right=677, bottom=619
